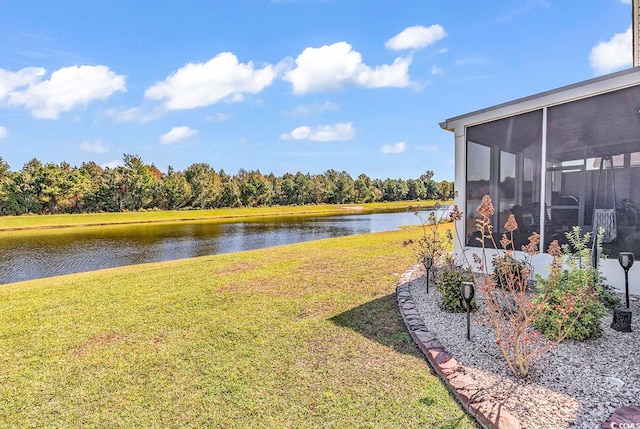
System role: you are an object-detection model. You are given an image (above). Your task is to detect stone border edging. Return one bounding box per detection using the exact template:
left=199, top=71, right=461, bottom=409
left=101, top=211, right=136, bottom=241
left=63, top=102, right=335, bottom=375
left=396, top=265, right=522, bottom=429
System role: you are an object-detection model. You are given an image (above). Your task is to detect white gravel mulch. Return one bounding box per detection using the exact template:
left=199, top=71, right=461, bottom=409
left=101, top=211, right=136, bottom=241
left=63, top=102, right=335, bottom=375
left=408, top=268, right=640, bottom=429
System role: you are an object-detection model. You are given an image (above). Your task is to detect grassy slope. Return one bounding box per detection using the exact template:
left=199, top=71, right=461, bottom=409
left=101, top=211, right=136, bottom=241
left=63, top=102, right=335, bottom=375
left=0, top=225, right=473, bottom=428
left=0, top=201, right=442, bottom=231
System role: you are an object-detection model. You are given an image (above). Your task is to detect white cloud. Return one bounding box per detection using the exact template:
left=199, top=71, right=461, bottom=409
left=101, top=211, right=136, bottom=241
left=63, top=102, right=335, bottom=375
left=145, top=52, right=277, bottom=110
left=431, top=65, right=443, bottom=75
left=280, top=122, right=355, bottom=141
left=385, top=25, right=447, bottom=51
left=381, top=141, right=406, bottom=154
left=620, top=0, right=631, bottom=4
left=355, top=57, right=412, bottom=88
left=205, top=112, right=230, bottom=122
left=589, top=26, right=632, bottom=75
left=7, top=65, right=126, bottom=119
left=160, top=126, right=198, bottom=145
left=80, top=140, right=109, bottom=153
left=283, top=42, right=411, bottom=94
left=285, top=101, right=339, bottom=116
left=0, top=67, right=45, bottom=100
left=0, top=126, right=6, bottom=139
left=105, top=105, right=165, bottom=123
left=102, top=159, right=122, bottom=169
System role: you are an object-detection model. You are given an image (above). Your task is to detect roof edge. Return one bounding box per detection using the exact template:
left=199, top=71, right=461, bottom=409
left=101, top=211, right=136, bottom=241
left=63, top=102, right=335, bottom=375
left=439, top=66, right=640, bottom=132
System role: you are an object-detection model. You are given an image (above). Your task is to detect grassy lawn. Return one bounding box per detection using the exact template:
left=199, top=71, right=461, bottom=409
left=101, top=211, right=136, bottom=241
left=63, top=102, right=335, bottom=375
left=0, top=200, right=444, bottom=231
left=0, top=224, right=474, bottom=428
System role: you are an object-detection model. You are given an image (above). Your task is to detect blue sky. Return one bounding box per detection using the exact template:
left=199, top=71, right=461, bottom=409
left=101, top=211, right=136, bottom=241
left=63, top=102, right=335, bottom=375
left=0, top=0, right=634, bottom=181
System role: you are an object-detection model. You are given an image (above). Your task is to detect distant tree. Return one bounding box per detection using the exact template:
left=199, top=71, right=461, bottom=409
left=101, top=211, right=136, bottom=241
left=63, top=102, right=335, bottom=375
left=407, top=179, right=427, bottom=200
left=39, top=162, right=68, bottom=213
left=16, top=158, right=46, bottom=214
left=331, top=171, right=355, bottom=204
left=382, top=178, right=409, bottom=201
left=419, top=170, right=438, bottom=199
left=420, top=170, right=435, bottom=184
left=323, top=169, right=341, bottom=203
left=239, top=170, right=272, bottom=207
left=436, top=180, right=454, bottom=200
left=372, top=178, right=384, bottom=201
left=91, top=167, right=125, bottom=212
left=148, top=164, right=163, bottom=181
left=276, top=173, right=295, bottom=205
left=217, top=171, right=241, bottom=208
left=422, top=179, right=436, bottom=199
left=312, top=174, right=331, bottom=204
left=294, top=172, right=315, bottom=205
left=153, top=166, right=192, bottom=210
left=184, top=163, right=220, bottom=209
left=121, top=154, right=154, bottom=210
left=63, top=164, right=93, bottom=213
left=0, top=156, right=447, bottom=215
left=354, top=173, right=377, bottom=203
left=78, top=161, right=104, bottom=212
left=0, top=157, right=19, bottom=215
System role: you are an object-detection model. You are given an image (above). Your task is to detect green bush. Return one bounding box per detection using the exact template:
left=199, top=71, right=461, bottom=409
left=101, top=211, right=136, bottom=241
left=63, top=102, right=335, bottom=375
left=436, top=260, right=475, bottom=313
left=492, top=254, right=529, bottom=289
left=534, top=268, right=607, bottom=341
left=533, top=226, right=618, bottom=341
left=597, top=282, right=621, bottom=309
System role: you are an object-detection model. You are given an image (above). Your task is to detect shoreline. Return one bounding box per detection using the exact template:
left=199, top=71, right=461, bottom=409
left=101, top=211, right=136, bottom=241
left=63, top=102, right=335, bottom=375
left=0, top=201, right=444, bottom=232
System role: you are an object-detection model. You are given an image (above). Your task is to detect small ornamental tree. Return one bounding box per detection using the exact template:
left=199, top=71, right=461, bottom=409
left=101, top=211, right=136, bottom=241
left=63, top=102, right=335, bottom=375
left=452, top=195, right=597, bottom=378
left=409, top=202, right=478, bottom=312
left=409, top=201, right=454, bottom=268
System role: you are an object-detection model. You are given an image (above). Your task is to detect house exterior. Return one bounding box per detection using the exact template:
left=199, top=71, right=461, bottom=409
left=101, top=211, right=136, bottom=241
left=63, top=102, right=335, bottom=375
left=440, top=66, right=640, bottom=295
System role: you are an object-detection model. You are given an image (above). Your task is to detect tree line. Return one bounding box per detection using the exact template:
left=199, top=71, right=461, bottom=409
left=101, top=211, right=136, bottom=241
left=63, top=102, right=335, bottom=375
left=0, top=154, right=454, bottom=215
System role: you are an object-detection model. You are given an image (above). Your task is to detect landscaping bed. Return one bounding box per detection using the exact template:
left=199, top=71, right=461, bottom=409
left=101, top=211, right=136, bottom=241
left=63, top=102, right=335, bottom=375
left=407, top=265, right=640, bottom=428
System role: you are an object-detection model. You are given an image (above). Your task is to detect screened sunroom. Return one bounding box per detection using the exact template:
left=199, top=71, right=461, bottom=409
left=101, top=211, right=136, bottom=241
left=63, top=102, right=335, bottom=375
left=440, top=66, right=640, bottom=294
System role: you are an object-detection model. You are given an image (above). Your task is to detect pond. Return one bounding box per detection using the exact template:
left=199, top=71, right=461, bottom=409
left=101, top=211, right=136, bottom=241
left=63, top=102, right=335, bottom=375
left=0, top=208, right=451, bottom=284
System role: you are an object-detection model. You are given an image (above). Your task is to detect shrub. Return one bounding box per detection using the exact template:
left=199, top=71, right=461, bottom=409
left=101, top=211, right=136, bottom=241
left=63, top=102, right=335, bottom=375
left=534, top=268, right=606, bottom=341
left=436, top=258, right=475, bottom=312
left=452, top=197, right=609, bottom=378
left=597, top=282, right=621, bottom=309
left=492, top=253, right=529, bottom=289
left=533, top=226, right=610, bottom=341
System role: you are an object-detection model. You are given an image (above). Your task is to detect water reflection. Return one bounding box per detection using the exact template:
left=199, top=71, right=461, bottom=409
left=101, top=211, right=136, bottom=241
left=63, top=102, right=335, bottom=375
left=0, top=209, right=448, bottom=284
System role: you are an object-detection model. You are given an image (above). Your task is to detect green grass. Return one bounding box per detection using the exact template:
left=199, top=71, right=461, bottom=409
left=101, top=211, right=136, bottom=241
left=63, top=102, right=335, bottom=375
left=0, top=225, right=473, bottom=428
left=0, top=200, right=444, bottom=231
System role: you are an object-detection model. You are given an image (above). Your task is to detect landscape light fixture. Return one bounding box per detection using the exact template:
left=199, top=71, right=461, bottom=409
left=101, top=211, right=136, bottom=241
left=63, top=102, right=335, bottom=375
left=611, top=252, right=634, bottom=332
left=459, top=281, right=475, bottom=341
left=423, top=255, right=433, bottom=293
left=618, top=252, right=634, bottom=309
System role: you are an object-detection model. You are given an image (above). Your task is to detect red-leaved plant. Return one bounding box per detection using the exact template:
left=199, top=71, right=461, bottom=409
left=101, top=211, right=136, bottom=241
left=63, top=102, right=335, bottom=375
left=452, top=195, right=594, bottom=378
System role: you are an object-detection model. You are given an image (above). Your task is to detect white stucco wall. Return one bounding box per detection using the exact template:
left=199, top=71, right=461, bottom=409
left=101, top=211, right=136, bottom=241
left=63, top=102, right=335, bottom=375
left=457, top=247, right=639, bottom=296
